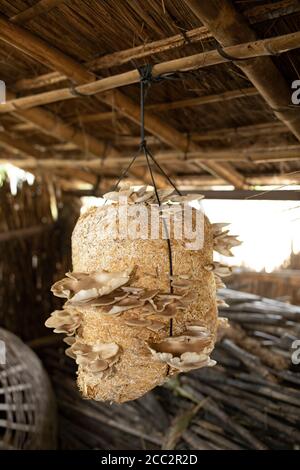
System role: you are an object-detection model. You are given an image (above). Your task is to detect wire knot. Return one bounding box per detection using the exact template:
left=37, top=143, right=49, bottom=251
left=140, top=139, right=147, bottom=149
left=138, top=64, right=154, bottom=84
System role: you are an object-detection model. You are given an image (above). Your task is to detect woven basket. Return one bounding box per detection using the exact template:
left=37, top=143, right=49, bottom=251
left=0, top=328, right=56, bottom=449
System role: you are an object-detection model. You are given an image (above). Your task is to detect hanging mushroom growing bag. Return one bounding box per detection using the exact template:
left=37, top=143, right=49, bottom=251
left=46, top=186, right=240, bottom=402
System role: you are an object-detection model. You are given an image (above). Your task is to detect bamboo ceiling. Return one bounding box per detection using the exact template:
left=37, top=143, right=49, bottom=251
left=0, top=0, right=300, bottom=191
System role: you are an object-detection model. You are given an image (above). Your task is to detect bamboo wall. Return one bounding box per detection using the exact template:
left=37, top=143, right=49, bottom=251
left=229, top=270, right=300, bottom=306
left=0, top=176, right=78, bottom=341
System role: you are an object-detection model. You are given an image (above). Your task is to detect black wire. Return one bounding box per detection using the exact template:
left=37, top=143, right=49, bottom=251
left=111, top=148, right=140, bottom=193
left=111, top=64, right=187, bottom=349
left=138, top=65, right=179, bottom=344
left=144, top=148, right=174, bottom=343
left=146, top=146, right=182, bottom=196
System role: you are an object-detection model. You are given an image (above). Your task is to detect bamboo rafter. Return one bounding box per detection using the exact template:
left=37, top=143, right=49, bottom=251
left=1, top=32, right=300, bottom=114
left=5, top=87, right=259, bottom=130
left=183, top=0, right=300, bottom=142
left=8, top=121, right=289, bottom=149
left=0, top=13, right=245, bottom=187
left=3, top=143, right=300, bottom=170
left=11, top=0, right=300, bottom=92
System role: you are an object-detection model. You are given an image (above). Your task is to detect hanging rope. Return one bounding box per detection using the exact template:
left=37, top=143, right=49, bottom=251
left=107, top=64, right=186, bottom=355
left=137, top=64, right=184, bottom=347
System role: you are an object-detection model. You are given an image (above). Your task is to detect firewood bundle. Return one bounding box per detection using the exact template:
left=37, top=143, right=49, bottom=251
left=41, top=289, right=300, bottom=450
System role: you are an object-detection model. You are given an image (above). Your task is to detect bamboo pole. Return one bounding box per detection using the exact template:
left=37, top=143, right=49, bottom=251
left=192, top=122, right=288, bottom=141
left=100, top=90, right=246, bottom=187
left=13, top=27, right=211, bottom=91
left=146, top=88, right=258, bottom=112
left=1, top=31, right=300, bottom=114
left=11, top=1, right=298, bottom=93
left=0, top=14, right=245, bottom=187
left=4, top=144, right=300, bottom=169
left=183, top=0, right=300, bottom=142
left=52, top=122, right=288, bottom=148
left=8, top=88, right=258, bottom=129
left=10, top=120, right=288, bottom=148
left=0, top=14, right=94, bottom=84
left=0, top=132, right=45, bottom=159
left=178, top=174, right=300, bottom=187
left=2, top=97, right=162, bottom=187
left=8, top=122, right=37, bottom=132
left=6, top=91, right=117, bottom=159
left=244, top=0, right=300, bottom=23
left=58, top=173, right=300, bottom=193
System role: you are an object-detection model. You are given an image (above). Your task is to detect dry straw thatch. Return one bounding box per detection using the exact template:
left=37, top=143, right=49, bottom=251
left=0, top=1, right=299, bottom=190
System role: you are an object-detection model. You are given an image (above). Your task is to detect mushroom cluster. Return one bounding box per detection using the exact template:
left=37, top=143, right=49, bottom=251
left=50, top=270, right=196, bottom=318
left=64, top=337, right=121, bottom=381
left=212, top=223, right=242, bottom=257
left=148, top=323, right=216, bottom=371
left=45, top=308, right=81, bottom=336
left=45, top=185, right=240, bottom=402
left=103, top=183, right=204, bottom=206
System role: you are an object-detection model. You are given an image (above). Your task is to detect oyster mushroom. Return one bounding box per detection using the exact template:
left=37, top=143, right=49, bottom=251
left=204, top=262, right=233, bottom=277
left=45, top=308, right=81, bottom=336
left=65, top=337, right=121, bottom=378
left=148, top=324, right=216, bottom=372
left=51, top=269, right=132, bottom=303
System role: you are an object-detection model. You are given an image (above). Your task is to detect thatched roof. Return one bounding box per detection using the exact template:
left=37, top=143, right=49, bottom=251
left=0, top=0, right=300, bottom=192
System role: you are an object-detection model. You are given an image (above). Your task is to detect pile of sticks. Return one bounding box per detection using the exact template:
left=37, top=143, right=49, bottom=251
left=40, top=289, right=300, bottom=450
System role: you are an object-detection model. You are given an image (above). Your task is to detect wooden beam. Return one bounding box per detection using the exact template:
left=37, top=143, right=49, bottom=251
left=9, top=88, right=257, bottom=128
left=110, top=122, right=288, bottom=146
left=11, top=1, right=299, bottom=93
left=62, top=187, right=300, bottom=199
left=3, top=144, right=300, bottom=169
left=191, top=190, right=300, bottom=200
left=0, top=14, right=94, bottom=85
left=69, top=111, right=116, bottom=124
left=10, top=0, right=65, bottom=24
left=11, top=120, right=288, bottom=149
left=101, top=91, right=246, bottom=187
left=0, top=132, right=45, bottom=159
left=6, top=91, right=117, bottom=159
left=13, top=26, right=211, bottom=91
left=191, top=122, right=288, bottom=142
left=183, top=0, right=300, bottom=142
left=146, top=88, right=258, bottom=112
left=2, top=31, right=300, bottom=113
left=7, top=122, right=37, bottom=132
left=0, top=224, right=54, bottom=243
left=6, top=100, right=165, bottom=187
left=54, top=169, right=98, bottom=186
left=178, top=173, right=300, bottom=187
left=59, top=173, right=300, bottom=195
left=244, top=0, right=300, bottom=24
left=0, top=13, right=245, bottom=187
